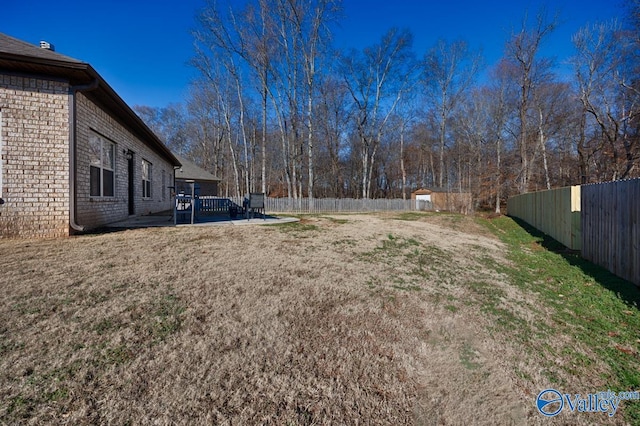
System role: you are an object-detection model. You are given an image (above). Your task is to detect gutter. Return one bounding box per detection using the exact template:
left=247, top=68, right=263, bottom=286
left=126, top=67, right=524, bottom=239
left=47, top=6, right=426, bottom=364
left=69, top=79, right=99, bottom=233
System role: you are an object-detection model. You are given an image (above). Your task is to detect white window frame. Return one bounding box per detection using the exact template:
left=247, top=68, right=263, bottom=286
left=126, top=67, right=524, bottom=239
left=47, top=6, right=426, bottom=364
left=89, top=132, right=115, bottom=197
left=142, top=159, right=152, bottom=199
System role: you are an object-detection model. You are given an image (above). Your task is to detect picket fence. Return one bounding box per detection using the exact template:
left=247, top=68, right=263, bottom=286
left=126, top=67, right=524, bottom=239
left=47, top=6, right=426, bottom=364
left=228, top=197, right=417, bottom=214
left=198, top=196, right=417, bottom=214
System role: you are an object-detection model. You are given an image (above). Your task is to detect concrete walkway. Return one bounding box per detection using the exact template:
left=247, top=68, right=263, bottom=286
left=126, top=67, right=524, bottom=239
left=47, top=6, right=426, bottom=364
left=105, top=214, right=299, bottom=229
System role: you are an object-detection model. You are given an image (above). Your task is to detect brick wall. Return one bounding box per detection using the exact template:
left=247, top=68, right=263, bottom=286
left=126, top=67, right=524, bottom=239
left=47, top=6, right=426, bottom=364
left=0, top=74, right=70, bottom=238
left=75, top=93, right=174, bottom=228
left=0, top=73, right=175, bottom=238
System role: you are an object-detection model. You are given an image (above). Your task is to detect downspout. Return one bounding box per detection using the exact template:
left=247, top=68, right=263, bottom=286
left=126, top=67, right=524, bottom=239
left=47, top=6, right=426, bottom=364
left=69, top=79, right=99, bottom=232
left=173, top=166, right=180, bottom=226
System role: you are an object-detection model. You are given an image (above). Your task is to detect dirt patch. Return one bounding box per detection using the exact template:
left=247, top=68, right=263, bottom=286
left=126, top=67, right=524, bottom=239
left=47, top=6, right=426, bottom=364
left=0, top=213, right=623, bottom=424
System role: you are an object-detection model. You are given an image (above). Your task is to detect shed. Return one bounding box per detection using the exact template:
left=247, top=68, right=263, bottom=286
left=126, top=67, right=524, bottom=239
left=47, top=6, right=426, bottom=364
left=411, top=188, right=473, bottom=213
left=174, top=155, right=221, bottom=197
left=411, top=189, right=433, bottom=210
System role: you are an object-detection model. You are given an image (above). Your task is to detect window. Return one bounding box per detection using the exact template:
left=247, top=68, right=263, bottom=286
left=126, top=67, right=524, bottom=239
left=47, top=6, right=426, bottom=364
left=161, top=169, right=166, bottom=201
left=89, top=132, right=115, bottom=197
left=142, top=159, right=152, bottom=199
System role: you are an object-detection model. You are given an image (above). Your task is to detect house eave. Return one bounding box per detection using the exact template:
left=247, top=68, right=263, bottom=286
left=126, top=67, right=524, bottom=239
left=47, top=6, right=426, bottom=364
left=0, top=52, right=181, bottom=168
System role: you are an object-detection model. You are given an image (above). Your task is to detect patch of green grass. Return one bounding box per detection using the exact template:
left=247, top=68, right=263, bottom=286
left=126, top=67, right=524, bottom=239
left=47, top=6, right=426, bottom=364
left=103, top=344, right=133, bottom=366
left=362, top=235, right=456, bottom=291
left=463, top=279, right=537, bottom=341
left=0, top=338, right=24, bottom=355
left=43, top=387, right=68, bottom=402
left=93, top=318, right=118, bottom=335
left=6, top=395, right=35, bottom=418
left=151, top=292, right=185, bottom=342
left=11, top=300, right=41, bottom=315
left=322, top=216, right=349, bottom=224
left=444, top=304, right=458, bottom=313
left=332, top=238, right=356, bottom=247
left=8, top=361, right=86, bottom=418
left=459, top=342, right=481, bottom=370
left=407, top=245, right=450, bottom=277
left=479, top=216, right=640, bottom=423
left=394, top=212, right=430, bottom=221
left=391, top=284, right=422, bottom=292
left=366, top=277, right=382, bottom=290
left=379, top=234, right=420, bottom=254
left=271, top=221, right=319, bottom=234
left=515, top=367, right=533, bottom=381
left=360, top=234, right=414, bottom=261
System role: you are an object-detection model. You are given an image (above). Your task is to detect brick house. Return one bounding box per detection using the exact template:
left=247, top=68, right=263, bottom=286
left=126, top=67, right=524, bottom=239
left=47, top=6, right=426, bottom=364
left=0, top=33, right=180, bottom=237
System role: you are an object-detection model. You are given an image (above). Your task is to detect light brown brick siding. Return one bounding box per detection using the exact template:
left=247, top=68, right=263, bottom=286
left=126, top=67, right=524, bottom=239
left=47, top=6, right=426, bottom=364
left=0, top=73, right=175, bottom=238
left=0, top=74, right=70, bottom=238
left=75, top=93, right=174, bottom=228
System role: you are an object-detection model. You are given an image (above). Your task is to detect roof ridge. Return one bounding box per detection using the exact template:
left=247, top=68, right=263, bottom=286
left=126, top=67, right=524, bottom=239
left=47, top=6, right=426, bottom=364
left=175, top=154, right=221, bottom=181
left=0, top=32, right=85, bottom=64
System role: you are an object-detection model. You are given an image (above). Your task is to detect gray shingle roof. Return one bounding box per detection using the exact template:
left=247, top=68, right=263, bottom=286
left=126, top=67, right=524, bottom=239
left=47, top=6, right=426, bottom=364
left=175, top=155, right=221, bottom=182
left=0, top=33, right=84, bottom=63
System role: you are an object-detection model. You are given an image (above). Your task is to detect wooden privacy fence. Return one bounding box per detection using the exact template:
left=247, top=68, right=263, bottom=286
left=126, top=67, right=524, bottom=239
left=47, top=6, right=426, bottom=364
left=187, top=196, right=418, bottom=216
left=581, top=179, right=640, bottom=286
left=507, top=186, right=582, bottom=250
left=223, top=197, right=418, bottom=214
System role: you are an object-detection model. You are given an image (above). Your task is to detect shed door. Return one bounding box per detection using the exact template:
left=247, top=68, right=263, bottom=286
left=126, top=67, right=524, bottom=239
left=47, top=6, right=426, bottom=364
left=415, top=194, right=431, bottom=210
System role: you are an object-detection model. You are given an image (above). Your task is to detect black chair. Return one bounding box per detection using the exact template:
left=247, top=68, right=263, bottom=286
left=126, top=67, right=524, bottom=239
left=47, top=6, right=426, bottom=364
left=245, top=193, right=265, bottom=220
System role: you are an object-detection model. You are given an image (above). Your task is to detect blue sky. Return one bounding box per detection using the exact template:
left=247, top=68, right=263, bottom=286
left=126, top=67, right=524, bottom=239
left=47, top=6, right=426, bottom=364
left=2, top=0, right=624, bottom=109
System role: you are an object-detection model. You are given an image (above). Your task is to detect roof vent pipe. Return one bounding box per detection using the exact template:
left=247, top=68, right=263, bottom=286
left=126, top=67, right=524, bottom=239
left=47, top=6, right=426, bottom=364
left=39, top=41, right=54, bottom=51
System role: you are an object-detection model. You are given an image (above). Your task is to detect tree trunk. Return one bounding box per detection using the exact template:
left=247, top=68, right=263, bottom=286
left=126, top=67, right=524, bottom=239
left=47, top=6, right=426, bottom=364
left=439, top=108, right=446, bottom=188
left=495, top=137, right=501, bottom=214
left=400, top=121, right=407, bottom=200
left=261, top=85, right=267, bottom=195
left=538, top=108, right=551, bottom=190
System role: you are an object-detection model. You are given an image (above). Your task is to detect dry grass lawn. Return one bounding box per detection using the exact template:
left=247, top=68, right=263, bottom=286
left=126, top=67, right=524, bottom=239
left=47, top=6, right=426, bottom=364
left=0, top=213, right=629, bottom=424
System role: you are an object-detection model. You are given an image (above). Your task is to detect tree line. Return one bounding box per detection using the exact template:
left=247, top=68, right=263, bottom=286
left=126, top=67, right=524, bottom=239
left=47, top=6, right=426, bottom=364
left=135, top=0, right=640, bottom=212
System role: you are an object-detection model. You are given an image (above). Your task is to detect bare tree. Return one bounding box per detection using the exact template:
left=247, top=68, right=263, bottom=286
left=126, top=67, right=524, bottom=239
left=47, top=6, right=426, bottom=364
left=393, top=95, right=419, bottom=200
left=342, top=28, right=416, bottom=199
left=530, top=81, right=572, bottom=189
left=134, top=104, right=190, bottom=155
left=270, top=0, right=305, bottom=199
left=505, top=9, right=557, bottom=193
left=572, top=19, right=640, bottom=181
left=486, top=60, right=518, bottom=213
left=316, top=76, right=350, bottom=197
left=193, top=1, right=258, bottom=195
left=186, top=86, right=225, bottom=178
left=282, top=0, right=340, bottom=204
left=241, top=0, right=277, bottom=195
left=423, top=39, right=482, bottom=189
